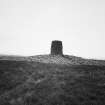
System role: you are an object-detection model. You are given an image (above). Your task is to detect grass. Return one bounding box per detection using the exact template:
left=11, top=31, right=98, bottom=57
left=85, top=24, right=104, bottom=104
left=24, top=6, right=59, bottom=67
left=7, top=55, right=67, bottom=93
left=0, top=60, right=105, bottom=105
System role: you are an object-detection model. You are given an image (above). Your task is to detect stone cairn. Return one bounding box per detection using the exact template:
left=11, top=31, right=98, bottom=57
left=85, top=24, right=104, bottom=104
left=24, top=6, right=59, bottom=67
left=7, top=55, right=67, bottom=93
left=51, top=40, right=63, bottom=56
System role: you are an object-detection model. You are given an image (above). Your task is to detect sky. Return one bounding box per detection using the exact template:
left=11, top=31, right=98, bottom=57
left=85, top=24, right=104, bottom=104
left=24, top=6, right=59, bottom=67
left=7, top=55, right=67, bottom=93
left=0, top=0, right=105, bottom=59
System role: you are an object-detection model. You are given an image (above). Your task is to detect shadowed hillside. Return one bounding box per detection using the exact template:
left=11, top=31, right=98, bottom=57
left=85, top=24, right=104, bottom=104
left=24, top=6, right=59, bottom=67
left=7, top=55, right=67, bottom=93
left=0, top=61, right=105, bottom=105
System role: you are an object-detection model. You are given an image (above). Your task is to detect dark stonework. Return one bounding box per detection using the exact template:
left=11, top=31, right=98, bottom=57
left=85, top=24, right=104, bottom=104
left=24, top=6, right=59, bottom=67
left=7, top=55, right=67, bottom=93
left=51, top=40, right=63, bottom=55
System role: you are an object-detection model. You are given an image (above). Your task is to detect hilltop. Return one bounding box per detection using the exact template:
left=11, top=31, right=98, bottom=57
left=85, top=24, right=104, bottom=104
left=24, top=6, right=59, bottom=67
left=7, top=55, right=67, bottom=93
left=0, top=40, right=105, bottom=105
left=0, top=54, right=105, bottom=66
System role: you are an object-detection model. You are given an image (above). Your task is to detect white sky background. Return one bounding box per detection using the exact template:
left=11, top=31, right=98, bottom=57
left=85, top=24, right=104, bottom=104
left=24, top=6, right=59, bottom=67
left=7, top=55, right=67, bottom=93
left=0, top=0, right=105, bottom=59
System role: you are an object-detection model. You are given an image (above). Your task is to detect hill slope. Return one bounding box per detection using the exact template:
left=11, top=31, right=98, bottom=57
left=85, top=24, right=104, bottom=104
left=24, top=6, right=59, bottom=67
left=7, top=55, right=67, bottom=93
left=29, top=54, right=105, bottom=65
left=0, top=55, right=105, bottom=105
left=0, top=54, right=105, bottom=65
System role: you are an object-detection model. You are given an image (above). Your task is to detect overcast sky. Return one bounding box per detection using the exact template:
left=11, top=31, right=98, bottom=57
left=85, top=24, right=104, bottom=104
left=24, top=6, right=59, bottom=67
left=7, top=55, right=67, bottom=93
left=0, top=0, right=105, bottom=59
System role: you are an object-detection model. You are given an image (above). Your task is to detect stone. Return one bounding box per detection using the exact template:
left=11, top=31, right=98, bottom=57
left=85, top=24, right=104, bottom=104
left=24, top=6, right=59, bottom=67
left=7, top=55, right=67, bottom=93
left=51, top=40, right=63, bottom=55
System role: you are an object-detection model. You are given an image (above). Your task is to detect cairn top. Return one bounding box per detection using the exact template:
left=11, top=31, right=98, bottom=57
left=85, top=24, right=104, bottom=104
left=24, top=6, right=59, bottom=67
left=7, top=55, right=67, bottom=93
left=51, top=40, right=63, bottom=55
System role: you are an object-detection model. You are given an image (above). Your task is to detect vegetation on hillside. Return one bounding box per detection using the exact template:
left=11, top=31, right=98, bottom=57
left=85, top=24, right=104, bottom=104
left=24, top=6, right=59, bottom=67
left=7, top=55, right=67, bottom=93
left=0, top=59, right=105, bottom=105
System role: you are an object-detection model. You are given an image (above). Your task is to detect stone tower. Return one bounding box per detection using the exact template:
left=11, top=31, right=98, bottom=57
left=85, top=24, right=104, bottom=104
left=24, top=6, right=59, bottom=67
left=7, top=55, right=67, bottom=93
left=51, top=40, right=63, bottom=55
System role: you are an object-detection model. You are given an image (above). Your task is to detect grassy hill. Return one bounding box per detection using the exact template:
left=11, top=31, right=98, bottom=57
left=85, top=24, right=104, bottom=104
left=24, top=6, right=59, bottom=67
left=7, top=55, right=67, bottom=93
left=1, top=54, right=105, bottom=65
left=0, top=55, right=105, bottom=105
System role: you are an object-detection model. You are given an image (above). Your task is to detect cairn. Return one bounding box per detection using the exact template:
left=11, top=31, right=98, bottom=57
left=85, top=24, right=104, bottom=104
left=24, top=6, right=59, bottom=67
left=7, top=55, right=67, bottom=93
left=51, top=40, right=63, bottom=56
